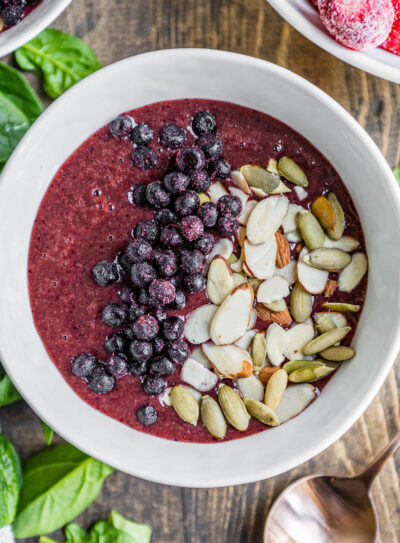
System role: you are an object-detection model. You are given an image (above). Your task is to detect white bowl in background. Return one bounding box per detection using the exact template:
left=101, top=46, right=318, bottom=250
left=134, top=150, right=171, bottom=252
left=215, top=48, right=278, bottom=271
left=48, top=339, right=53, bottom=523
left=0, top=0, right=72, bottom=58
left=0, top=49, right=399, bottom=487
left=267, top=0, right=400, bottom=83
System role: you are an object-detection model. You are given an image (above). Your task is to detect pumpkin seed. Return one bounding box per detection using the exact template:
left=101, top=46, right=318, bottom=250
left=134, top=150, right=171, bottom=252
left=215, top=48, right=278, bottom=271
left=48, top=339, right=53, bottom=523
left=288, top=362, right=339, bottom=383
left=199, top=192, right=211, bottom=205
left=283, top=359, right=323, bottom=373
left=315, top=315, right=336, bottom=334
left=311, top=196, right=335, bottom=229
left=243, top=398, right=280, bottom=426
left=326, top=193, right=345, bottom=241
left=240, top=165, right=280, bottom=193
left=228, top=254, right=238, bottom=265
left=278, top=157, right=309, bottom=187
left=323, top=302, right=360, bottom=312
left=263, top=299, right=287, bottom=312
left=302, top=326, right=351, bottom=355
left=200, top=395, right=227, bottom=439
left=248, top=277, right=262, bottom=293
left=264, top=368, right=288, bottom=410
left=170, top=386, right=199, bottom=426
left=320, top=346, right=355, bottom=361
left=338, top=253, right=368, bottom=292
left=297, top=211, right=325, bottom=251
left=218, top=383, right=250, bottom=431
left=270, top=181, right=291, bottom=194
left=290, top=281, right=313, bottom=323
left=251, top=333, right=267, bottom=371
left=302, top=248, right=351, bottom=270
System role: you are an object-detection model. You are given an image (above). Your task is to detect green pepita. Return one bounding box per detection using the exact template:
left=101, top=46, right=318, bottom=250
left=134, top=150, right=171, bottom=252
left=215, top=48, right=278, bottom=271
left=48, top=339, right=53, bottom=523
left=200, top=395, right=227, bottom=439
left=283, top=359, right=324, bottom=374
left=170, top=386, right=199, bottom=426
left=288, top=362, right=339, bottom=383
left=326, top=193, right=345, bottom=241
left=302, top=248, right=351, bottom=271
left=251, top=333, right=267, bottom=371
left=243, top=398, right=280, bottom=426
left=320, top=346, right=355, bottom=361
left=218, top=384, right=250, bottom=431
left=278, top=157, right=309, bottom=187
left=263, top=299, right=287, bottom=312
left=297, top=211, right=325, bottom=251
left=290, top=281, right=313, bottom=323
left=240, top=165, right=281, bottom=193
left=322, top=302, right=360, bottom=312
left=315, top=315, right=336, bottom=334
left=302, top=326, right=351, bottom=355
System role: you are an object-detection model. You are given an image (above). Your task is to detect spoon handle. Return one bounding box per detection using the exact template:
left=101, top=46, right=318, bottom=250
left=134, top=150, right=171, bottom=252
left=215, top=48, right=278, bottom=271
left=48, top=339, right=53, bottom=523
left=357, top=430, right=400, bottom=490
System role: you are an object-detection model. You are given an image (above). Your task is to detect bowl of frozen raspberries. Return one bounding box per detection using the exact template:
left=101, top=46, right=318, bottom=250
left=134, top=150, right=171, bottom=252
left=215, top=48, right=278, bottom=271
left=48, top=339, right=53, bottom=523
left=267, top=0, right=400, bottom=83
left=0, top=49, right=400, bottom=487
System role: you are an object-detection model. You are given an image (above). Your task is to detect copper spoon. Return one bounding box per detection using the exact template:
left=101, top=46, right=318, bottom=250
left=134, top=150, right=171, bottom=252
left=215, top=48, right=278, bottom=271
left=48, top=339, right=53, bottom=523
left=264, top=431, right=400, bottom=543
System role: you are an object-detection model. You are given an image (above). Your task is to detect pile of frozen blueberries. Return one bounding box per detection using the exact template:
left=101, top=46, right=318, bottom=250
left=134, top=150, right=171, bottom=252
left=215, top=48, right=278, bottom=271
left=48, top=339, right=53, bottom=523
left=0, top=0, right=36, bottom=26
left=71, top=110, right=243, bottom=426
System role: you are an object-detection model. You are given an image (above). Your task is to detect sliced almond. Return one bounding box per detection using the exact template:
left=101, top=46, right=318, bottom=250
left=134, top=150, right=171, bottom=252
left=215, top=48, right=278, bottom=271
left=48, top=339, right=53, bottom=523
left=184, top=304, right=218, bottom=344
left=338, top=253, right=368, bottom=292
left=207, top=255, right=234, bottom=305
left=210, top=283, right=254, bottom=345
left=247, top=308, right=258, bottom=330
left=267, top=158, right=279, bottom=174
left=229, top=186, right=249, bottom=210
left=205, top=238, right=233, bottom=270
left=191, top=346, right=212, bottom=369
left=324, top=235, right=360, bottom=252
left=277, top=260, right=297, bottom=285
left=275, top=384, right=316, bottom=423
left=284, top=322, right=315, bottom=360
left=297, top=247, right=328, bottom=294
left=270, top=181, right=291, bottom=194
left=326, top=192, right=345, bottom=241
left=297, top=210, right=325, bottom=251
left=242, top=261, right=255, bottom=277
left=208, top=181, right=228, bottom=203
left=237, top=374, right=264, bottom=401
left=238, top=199, right=257, bottom=226
left=258, top=366, right=280, bottom=386
left=251, top=187, right=268, bottom=198
left=263, top=298, right=287, bottom=312
left=311, top=196, right=335, bottom=229
left=290, top=281, right=313, bottom=323
left=266, top=323, right=287, bottom=366
left=264, top=368, right=288, bottom=410
left=202, top=342, right=253, bottom=379
left=243, top=236, right=277, bottom=280
left=282, top=203, right=305, bottom=234
left=286, top=230, right=303, bottom=243
left=236, top=225, right=246, bottom=246
left=246, top=196, right=289, bottom=245
left=257, top=275, right=290, bottom=304
left=256, top=303, right=293, bottom=328
left=240, top=165, right=280, bottom=193
left=314, top=312, right=348, bottom=329
left=235, top=328, right=258, bottom=350
left=278, top=157, right=308, bottom=187
left=231, top=170, right=250, bottom=194
left=302, top=248, right=351, bottom=271
left=294, top=186, right=308, bottom=201
left=232, top=272, right=247, bottom=288
left=275, top=231, right=291, bottom=268
left=181, top=358, right=218, bottom=392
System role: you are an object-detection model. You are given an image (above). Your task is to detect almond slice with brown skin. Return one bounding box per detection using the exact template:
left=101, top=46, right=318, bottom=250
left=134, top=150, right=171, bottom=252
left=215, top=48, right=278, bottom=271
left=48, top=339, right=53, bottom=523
left=236, top=225, right=246, bottom=247
left=231, top=170, right=250, bottom=195
left=338, top=252, right=368, bottom=292
left=207, top=255, right=234, bottom=305
left=258, top=366, right=280, bottom=386
left=184, top=304, right=218, bottom=344
left=297, top=247, right=328, bottom=294
left=202, top=342, right=253, bottom=379
left=246, top=196, right=289, bottom=245
left=257, top=275, right=290, bottom=304
left=208, top=181, right=228, bottom=203
left=282, top=203, right=305, bottom=234
left=256, top=303, right=293, bottom=328
left=243, top=236, right=277, bottom=279
left=275, top=231, right=291, bottom=268
left=181, top=358, right=218, bottom=392
left=284, top=323, right=315, bottom=360
left=275, top=383, right=316, bottom=423
left=210, top=283, right=254, bottom=345
left=266, top=323, right=287, bottom=366
left=238, top=199, right=257, bottom=226
left=237, top=374, right=264, bottom=401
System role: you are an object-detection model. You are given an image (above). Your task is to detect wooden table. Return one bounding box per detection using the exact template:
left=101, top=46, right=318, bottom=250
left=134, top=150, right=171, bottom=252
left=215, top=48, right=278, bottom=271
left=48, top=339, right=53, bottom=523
left=2, top=1, right=400, bottom=541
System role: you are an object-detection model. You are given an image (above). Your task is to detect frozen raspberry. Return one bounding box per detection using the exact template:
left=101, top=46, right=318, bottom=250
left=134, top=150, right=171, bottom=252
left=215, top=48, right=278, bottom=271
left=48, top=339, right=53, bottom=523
left=176, top=146, right=206, bottom=174
left=318, top=0, right=394, bottom=51
left=109, top=115, right=133, bottom=138
left=179, top=215, right=204, bottom=241
left=149, top=279, right=176, bottom=305
left=132, top=146, right=158, bottom=170
left=190, top=171, right=212, bottom=192
left=133, top=314, right=159, bottom=340
left=160, top=224, right=184, bottom=248
left=129, top=184, right=148, bottom=206
left=125, top=238, right=152, bottom=262
left=131, top=262, right=157, bottom=288
left=159, top=123, right=187, bottom=149
left=168, top=340, right=191, bottom=363
left=217, top=195, right=242, bottom=217
left=217, top=215, right=239, bottom=236
left=174, top=190, right=200, bottom=217
left=131, top=123, right=154, bottom=145
left=382, top=0, right=400, bottom=54
left=153, top=250, right=178, bottom=276
left=208, top=157, right=231, bottom=178
left=192, top=111, right=217, bottom=136
left=163, top=171, right=190, bottom=194
left=182, top=273, right=206, bottom=293
left=155, top=208, right=178, bottom=225
left=198, top=201, right=218, bottom=228
left=134, top=219, right=159, bottom=244
left=180, top=250, right=204, bottom=274
left=194, top=233, right=215, bottom=255
left=198, top=134, right=223, bottom=158
left=145, top=181, right=171, bottom=209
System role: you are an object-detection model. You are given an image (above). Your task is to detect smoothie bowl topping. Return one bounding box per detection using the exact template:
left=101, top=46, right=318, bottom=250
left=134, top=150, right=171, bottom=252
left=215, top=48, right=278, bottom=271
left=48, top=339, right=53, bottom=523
left=0, top=0, right=41, bottom=31
left=28, top=99, right=368, bottom=442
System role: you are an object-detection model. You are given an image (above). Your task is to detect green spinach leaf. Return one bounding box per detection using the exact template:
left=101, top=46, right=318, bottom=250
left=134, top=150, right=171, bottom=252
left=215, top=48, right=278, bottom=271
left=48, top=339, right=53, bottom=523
left=41, top=420, right=54, bottom=445
left=13, top=443, right=113, bottom=537
left=0, top=435, right=22, bottom=527
left=110, top=510, right=152, bottom=542
left=15, top=29, right=101, bottom=99
left=393, top=166, right=400, bottom=186
left=0, top=63, right=43, bottom=171
left=0, top=364, right=21, bottom=407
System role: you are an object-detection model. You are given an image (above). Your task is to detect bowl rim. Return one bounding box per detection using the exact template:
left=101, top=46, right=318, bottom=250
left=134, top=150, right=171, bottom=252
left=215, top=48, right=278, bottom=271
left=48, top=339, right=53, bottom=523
left=267, top=0, right=400, bottom=84
left=0, top=0, right=73, bottom=58
left=1, top=48, right=400, bottom=487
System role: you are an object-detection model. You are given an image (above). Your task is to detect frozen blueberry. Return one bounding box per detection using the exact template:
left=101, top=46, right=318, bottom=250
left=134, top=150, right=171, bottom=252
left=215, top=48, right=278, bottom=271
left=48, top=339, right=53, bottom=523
left=159, top=123, right=187, bottom=149
left=176, top=146, right=206, bottom=174
left=118, top=286, right=136, bottom=304
left=131, top=262, right=157, bottom=288
left=124, top=326, right=135, bottom=340
left=145, top=181, right=171, bottom=209
left=102, top=303, right=127, bottom=327
left=160, top=224, right=184, bottom=248
left=143, top=374, right=167, bottom=396
left=105, top=332, right=129, bottom=354
left=134, top=219, right=159, bottom=244
left=129, top=184, right=148, bottom=206
left=71, top=353, right=97, bottom=378
left=117, top=252, right=133, bottom=275
left=168, top=274, right=180, bottom=288
left=105, top=353, right=129, bottom=378
left=138, top=288, right=157, bottom=307
left=125, top=238, right=152, bottom=262
left=133, top=314, right=159, bottom=340
left=132, top=146, right=158, bottom=170
left=152, top=250, right=178, bottom=277
left=197, top=201, right=218, bottom=228
left=131, top=123, right=154, bottom=145
left=129, top=300, right=146, bottom=322
left=194, top=233, right=215, bottom=255
left=153, top=308, right=167, bottom=322
left=130, top=339, right=153, bottom=361
left=190, top=171, right=211, bottom=192
left=154, top=208, right=178, bottom=225
left=92, top=261, right=119, bottom=286
left=168, top=340, right=191, bottom=363
left=180, top=250, right=204, bottom=274
left=162, top=317, right=184, bottom=341
left=179, top=215, right=204, bottom=242
left=149, top=356, right=176, bottom=376
left=173, top=190, right=200, bottom=217
left=163, top=171, right=190, bottom=194
left=208, top=157, right=231, bottom=178
left=88, top=367, right=115, bottom=394
left=153, top=335, right=167, bottom=355
left=192, top=111, right=217, bottom=136
left=137, top=404, right=158, bottom=425
left=169, top=288, right=186, bottom=310
left=182, top=273, right=206, bottom=293
left=149, top=279, right=176, bottom=305
left=109, top=115, right=133, bottom=138
left=198, top=134, right=223, bottom=159
left=217, top=194, right=242, bottom=217
left=129, top=360, right=148, bottom=377
left=217, top=215, right=239, bottom=236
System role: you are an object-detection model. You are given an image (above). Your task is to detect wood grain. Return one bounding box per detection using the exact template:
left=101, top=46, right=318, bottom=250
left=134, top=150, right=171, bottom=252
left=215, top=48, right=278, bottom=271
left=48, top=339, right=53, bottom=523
left=1, top=1, right=399, bottom=541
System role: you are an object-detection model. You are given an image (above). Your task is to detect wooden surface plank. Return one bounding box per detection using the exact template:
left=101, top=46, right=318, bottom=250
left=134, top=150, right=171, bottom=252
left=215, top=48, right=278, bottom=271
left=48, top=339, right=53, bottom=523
left=1, top=1, right=399, bottom=541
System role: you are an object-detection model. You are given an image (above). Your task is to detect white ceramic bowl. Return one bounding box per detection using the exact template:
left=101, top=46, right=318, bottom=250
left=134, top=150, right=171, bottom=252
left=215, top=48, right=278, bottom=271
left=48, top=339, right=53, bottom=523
left=1, top=49, right=399, bottom=487
left=267, top=0, right=400, bottom=83
left=0, top=0, right=72, bottom=58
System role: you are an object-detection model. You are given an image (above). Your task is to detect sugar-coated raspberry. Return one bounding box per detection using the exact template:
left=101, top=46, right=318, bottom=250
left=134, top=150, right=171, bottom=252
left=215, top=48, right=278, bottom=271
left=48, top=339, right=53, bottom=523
left=318, top=0, right=394, bottom=51
left=381, top=0, right=400, bottom=55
